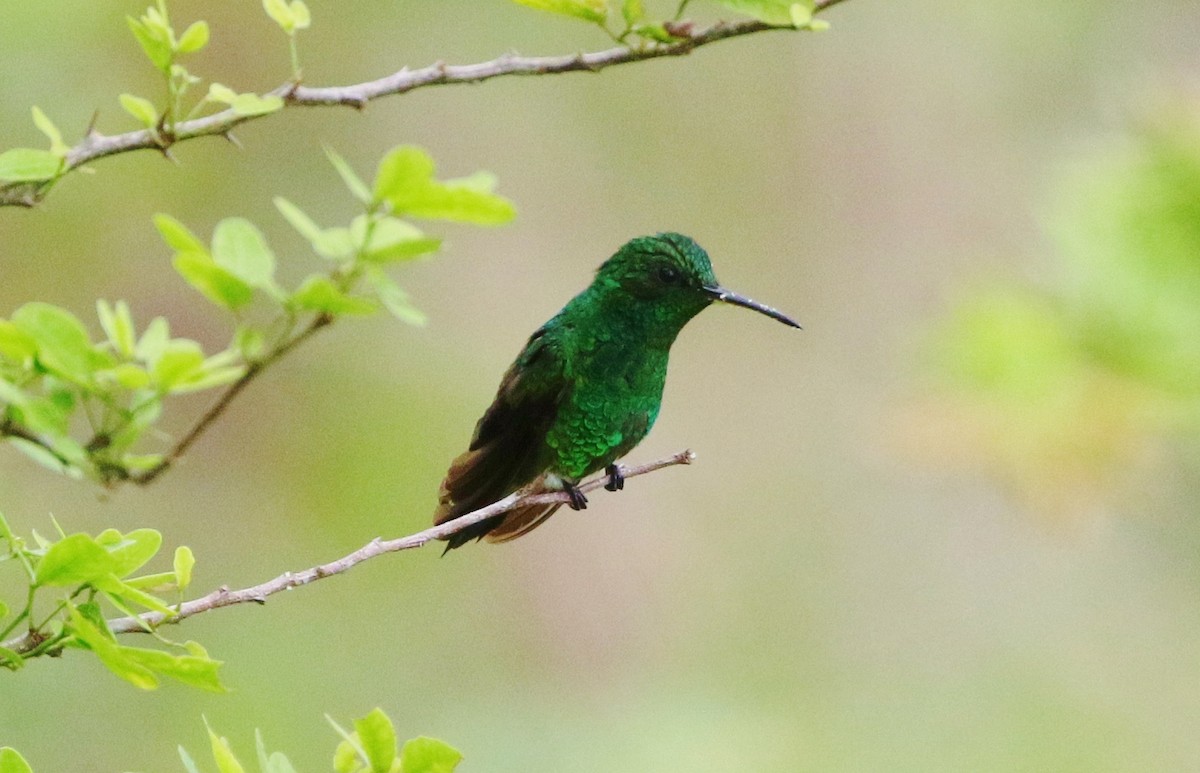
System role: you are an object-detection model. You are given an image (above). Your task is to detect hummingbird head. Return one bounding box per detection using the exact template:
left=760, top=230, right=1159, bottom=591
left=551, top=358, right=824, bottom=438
left=594, top=232, right=801, bottom=330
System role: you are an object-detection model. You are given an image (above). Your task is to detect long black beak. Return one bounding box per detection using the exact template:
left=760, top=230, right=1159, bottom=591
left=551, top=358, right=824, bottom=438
left=704, top=285, right=801, bottom=329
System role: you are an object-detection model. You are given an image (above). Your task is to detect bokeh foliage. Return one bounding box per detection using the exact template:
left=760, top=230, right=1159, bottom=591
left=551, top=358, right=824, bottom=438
left=927, top=112, right=1200, bottom=515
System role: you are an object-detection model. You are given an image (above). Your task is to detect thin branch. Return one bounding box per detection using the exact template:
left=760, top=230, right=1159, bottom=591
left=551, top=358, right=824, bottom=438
left=128, top=312, right=333, bottom=486
left=0, top=5, right=850, bottom=208
left=1, top=449, right=696, bottom=653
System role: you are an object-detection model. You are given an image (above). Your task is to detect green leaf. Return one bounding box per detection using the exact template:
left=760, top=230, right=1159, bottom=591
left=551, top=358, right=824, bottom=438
left=712, top=0, right=813, bottom=25
left=122, top=570, right=176, bottom=592
left=136, top=317, right=171, bottom=364
left=632, top=22, right=684, bottom=42
left=174, top=252, right=256, bottom=310
left=119, top=93, right=159, bottom=129
left=99, top=574, right=176, bottom=617
left=399, top=737, right=463, bottom=773
left=0, top=321, right=37, bottom=363
left=67, top=608, right=159, bottom=689
left=35, top=533, right=117, bottom=586
left=121, top=646, right=225, bottom=692
left=96, top=299, right=137, bottom=358
left=313, top=227, right=357, bottom=261
left=229, top=92, right=284, bottom=117
left=257, top=730, right=299, bottom=773
left=154, top=213, right=207, bottom=253
left=211, top=218, right=278, bottom=289
left=0, top=147, right=62, bottom=183
left=0, top=646, right=24, bottom=670
left=176, top=20, right=209, bottom=53
left=96, top=528, right=162, bottom=577
left=353, top=216, right=442, bottom=263
left=8, top=438, right=78, bottom=478
left=621, top=0, right=644, bottom=26
left=179, top=746, right=203, bottom=773
left=0, top=747, right=34, bottom=773
left=127, top=15, right=172, bottom=71
left=263, top=0, right=296, bottom=32
left=290, top=0, right=312, bottom=29
left=365, top=268, right=427, bottom=326
left=12, top=302, right=99, bottom=385
left=207, top=719, right=248, bottom=773
left=174, top=545, right=196, bottom=591
left=290, top=277, right=377, bottom=315
left=373, top=146, right=515, bottom=225
left=274, top=196, right=323, bottom=242
left=0, top=600, right=7, bottom=620
left=511, top=0, right=608, bottom=24
left=171, top=364, right=246, bottom=393
left=332, top=739, right=359, bottom=773
left=325, top=146, right=372, bottom=204
left=153, top=339, right=206, bottom=391
left=32, top=106, right=69, bottom=157
left=355, top=709, right=397, bottom=773
left=206, top=82, right=239, bottom=104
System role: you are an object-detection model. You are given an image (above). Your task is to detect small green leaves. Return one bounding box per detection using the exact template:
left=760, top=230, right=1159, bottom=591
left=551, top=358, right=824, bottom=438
left=400, top=738, right=464, bottom=773
left=622, top=0, right=645, bottom=26
left=373, top=146, right=516, bottom=225
left=31, top=107, right=69, bottom=158
left=176, top=20, right=210, bottom=53
left=0, top=748, right=33, bottom=773
left=206, top=83, right=284, bottom=117
left=120, top=93, right=160, bottom=129
left=173, top=252, right=255, bottom=310
left=155, top=213, right=206, bottom=253
left=325, top=147, right=373, bottom=204
left=97, top=300, right=137, bottom=358
left=174, top=545, right=195, bottom=592
left=128, top=8, right=174, bottom=73
left=713, top=0, right=828, bottom=28
left=0, top=148, right=62, bottom=184
left=11, top=302, right=104, bottom=386
left=263, top=0, right=312, bottom=34
left=355, top=709, right=397, bottom=773
left=512, top=0, right=608, bottom=24
left=331, top=709, right=461, bottom=773
left=290, top=277, right=376, bottom=315
left=35, top=533, right=114, bottom=587
left=212, top=218, right=279, bottom=291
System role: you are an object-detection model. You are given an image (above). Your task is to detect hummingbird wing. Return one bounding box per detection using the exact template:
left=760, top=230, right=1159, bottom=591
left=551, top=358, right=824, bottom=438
left=435, top=326, right=567, bottom=550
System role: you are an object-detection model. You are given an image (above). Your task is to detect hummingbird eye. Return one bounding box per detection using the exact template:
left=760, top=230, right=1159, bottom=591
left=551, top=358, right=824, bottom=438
left=656, top=265, right=681, bottom=284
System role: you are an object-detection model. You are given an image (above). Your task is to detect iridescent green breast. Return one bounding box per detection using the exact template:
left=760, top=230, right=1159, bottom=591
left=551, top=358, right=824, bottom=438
left=544, top=326, right=669, bottom=480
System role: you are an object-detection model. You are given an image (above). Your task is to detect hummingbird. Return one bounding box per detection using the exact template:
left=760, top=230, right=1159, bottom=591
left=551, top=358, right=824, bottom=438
left=434, top=232, right=799, bottom=551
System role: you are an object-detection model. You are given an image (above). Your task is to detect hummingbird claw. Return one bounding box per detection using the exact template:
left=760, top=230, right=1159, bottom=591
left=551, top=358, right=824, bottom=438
left=565, top=482, right=589, bottom=510
left=604, top=464, right=625, bottom=492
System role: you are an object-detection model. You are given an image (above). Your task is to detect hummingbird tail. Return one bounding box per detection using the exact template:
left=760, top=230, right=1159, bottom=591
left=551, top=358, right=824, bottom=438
left=482, top=502, right=563, bottom=544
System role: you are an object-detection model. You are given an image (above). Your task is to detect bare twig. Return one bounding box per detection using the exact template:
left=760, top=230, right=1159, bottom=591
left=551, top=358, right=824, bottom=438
left=0, top=5, right=850, bottom=208
left=1, top=450, right=695, bottom=653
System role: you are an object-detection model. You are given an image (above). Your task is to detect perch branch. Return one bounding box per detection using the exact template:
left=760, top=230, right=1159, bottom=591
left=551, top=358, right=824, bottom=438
left=0, top=449, right=695, bottom=653
left=111, top=450, right=695, bottom=634
left=0, top=4, right=851, bottom=208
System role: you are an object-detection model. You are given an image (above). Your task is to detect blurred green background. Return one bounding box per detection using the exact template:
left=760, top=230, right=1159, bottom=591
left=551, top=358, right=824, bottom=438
left=3, top=0, right=1200, bottom=770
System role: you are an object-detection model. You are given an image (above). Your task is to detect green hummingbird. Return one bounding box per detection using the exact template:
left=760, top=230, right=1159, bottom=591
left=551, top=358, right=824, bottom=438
left=434, top=232, right=799, bottom=551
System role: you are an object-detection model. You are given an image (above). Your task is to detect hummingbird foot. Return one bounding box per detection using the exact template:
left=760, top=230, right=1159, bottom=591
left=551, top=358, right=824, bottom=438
left=564, top=481, right=589, bottom=511
left=604, top=464, right=625, bottom=492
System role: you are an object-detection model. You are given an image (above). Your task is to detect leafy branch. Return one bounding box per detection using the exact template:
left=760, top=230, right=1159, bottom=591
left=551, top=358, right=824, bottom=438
left=3, top=707, right=465, bottom=773
left=0, top=144, right=513, bottom=487
left=0, top=0, right=849, bottom=208
left=0, top=450, right=695, bottom=682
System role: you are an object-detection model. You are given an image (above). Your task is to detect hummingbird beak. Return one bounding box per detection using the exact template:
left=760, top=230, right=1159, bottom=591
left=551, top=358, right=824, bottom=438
left=703, top=285, right=802, bottom=329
